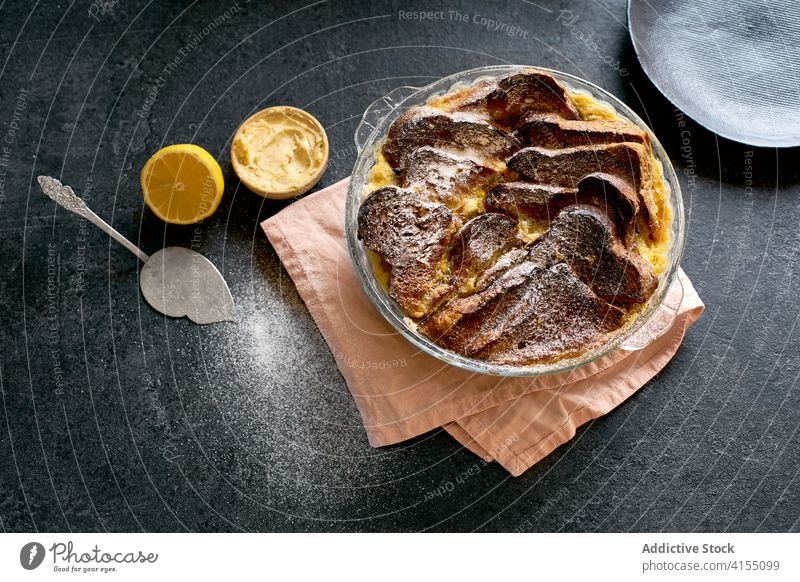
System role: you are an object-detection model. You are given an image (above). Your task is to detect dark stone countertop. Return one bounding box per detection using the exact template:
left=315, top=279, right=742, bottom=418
left=0, top=0, right=798, bottom=532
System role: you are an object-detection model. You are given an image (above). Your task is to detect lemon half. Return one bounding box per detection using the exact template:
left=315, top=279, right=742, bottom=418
left=141, top=144, right=224, bottom=225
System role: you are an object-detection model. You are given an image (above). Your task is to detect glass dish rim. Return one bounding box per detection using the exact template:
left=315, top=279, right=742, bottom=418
left=344, top=64, right=686, bottom=377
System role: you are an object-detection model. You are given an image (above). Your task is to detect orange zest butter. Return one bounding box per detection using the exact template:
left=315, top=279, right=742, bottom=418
left=231, top=106, right=328, bottom=199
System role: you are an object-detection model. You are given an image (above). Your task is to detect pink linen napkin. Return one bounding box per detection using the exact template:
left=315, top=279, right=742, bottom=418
left=261, top=178, right=704, bottom=476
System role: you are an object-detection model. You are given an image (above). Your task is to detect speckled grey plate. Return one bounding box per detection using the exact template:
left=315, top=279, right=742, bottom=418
left=628, top=0, right=800, bottom=147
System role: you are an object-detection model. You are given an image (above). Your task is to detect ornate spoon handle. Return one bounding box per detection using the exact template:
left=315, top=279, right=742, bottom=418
left=37, top=175, right=149, bottom=263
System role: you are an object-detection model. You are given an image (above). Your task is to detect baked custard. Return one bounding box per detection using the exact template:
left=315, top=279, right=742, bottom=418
left=357, top=70, right=670, bottom=366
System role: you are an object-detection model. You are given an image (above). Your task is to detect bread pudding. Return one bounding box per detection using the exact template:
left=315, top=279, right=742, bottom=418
left=357, top=69, right=670, bottom=366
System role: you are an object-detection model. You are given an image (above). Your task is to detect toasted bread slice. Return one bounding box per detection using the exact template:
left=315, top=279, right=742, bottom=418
left=357, top=186, right=458, bottom=318
left=400, top=147, right=497, bottom=209
left=485, top=173, right=639, bottom=246
left=430, top=78, right=496, bottom=113
left=448, top=213, right=523, bottom=292
left=423, top=262, right=624, bottom=364
left=486, top=71, right=582, bottom=124
left=515, top=113, right=648, bottom=148
left=485, top=182, right=578, bottom=220
left=576, top=173, right=639, bottom=247
left=435, top=71, right=581, bottom=126
left=383, top=107, right=517, bottom=171
left=529, top=204, right=657, bottom=303
left=506, top=142, right=658, bottom=233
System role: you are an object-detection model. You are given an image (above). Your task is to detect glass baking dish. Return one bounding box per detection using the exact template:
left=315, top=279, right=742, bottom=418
left=344, top=65, right=685, bottom=377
